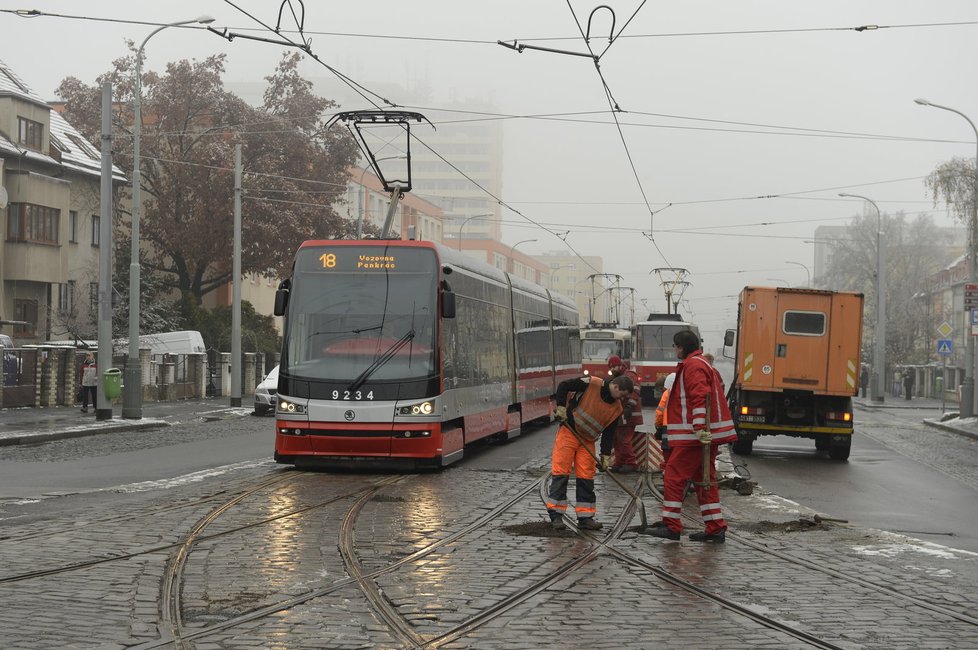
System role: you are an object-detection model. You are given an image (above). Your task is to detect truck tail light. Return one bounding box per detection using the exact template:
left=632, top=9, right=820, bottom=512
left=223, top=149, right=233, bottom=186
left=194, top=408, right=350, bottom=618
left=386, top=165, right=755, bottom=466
left=740, top=406, right=765, bottom=416
left=825, top=411, right=852, bottom=422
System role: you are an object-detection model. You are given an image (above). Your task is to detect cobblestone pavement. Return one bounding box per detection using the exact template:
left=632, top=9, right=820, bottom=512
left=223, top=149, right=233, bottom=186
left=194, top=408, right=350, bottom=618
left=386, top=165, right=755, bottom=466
left=0, top=401, right=976, bottom=648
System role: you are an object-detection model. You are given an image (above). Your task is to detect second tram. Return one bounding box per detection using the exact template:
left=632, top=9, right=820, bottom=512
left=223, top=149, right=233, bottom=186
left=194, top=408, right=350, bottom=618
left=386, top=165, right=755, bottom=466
left=271, top=239, right=581, bottom=469
left=631, top=313, right=700, bottom=405
left=579, top=326, right=632, bottom=378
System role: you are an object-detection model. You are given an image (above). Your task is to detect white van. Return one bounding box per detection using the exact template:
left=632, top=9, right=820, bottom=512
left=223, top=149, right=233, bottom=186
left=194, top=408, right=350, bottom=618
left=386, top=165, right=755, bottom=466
left=112, top=331, right=207, bottom=356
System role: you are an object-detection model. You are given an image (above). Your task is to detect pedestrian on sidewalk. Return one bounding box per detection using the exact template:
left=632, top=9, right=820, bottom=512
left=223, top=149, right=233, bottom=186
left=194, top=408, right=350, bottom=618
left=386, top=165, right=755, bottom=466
left=547, top=374, right=633, bottom=530
left=860, top=366, right=869, bottom=398
left=647, top=330, right=736, bottom=543
left=78, top=352, right=97, bottom=413
left=904, top=370, right=914, bottom=400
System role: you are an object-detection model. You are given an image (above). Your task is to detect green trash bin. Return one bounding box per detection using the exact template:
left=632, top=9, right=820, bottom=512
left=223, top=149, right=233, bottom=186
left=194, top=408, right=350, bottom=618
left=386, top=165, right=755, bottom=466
left=103, top=368, right=122, bottom=399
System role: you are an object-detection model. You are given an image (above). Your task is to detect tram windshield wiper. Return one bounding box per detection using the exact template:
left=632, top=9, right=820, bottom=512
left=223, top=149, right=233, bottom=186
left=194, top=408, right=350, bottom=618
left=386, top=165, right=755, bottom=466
left=346, top=328, right=416, bottom=394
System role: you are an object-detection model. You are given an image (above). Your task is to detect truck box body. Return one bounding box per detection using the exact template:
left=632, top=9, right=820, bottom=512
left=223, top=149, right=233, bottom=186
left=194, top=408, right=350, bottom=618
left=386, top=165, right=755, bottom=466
left=726, top=287, right=864, bottom=460
left=736, top=288, right=862, bottom=396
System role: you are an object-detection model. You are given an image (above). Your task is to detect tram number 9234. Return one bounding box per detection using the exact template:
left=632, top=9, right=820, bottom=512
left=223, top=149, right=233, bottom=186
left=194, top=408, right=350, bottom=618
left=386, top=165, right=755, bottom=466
left=332, top=390, right=374, bottom=400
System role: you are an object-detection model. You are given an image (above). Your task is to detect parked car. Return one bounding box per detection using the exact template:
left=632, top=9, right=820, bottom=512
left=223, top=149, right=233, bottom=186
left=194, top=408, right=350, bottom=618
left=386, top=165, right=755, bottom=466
left=254, top=365, right=279, bottom=415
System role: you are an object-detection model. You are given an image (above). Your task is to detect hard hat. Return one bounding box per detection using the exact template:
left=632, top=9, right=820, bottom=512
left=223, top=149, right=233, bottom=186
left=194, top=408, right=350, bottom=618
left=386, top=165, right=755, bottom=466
left=664, top=373, right=676, bottom=391
left=608, top=355, right=623, bottom=367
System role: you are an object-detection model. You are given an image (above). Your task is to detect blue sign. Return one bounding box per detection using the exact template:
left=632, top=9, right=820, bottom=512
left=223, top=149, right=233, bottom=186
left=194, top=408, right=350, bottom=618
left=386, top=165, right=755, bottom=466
left=973, top=310, right=978, bottom=325
left=937, top=339, right=953, bottom=356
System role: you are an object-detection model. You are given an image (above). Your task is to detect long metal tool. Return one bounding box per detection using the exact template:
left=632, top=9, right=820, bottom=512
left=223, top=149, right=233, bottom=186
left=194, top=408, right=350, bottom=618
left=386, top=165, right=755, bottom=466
left=560, top=418, right=649, bottom=530
left=694, top=399, right=712, bottom=488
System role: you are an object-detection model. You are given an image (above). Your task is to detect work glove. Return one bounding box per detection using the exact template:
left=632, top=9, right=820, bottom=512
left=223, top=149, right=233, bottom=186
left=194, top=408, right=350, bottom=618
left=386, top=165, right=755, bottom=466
left=554, top=406, right=567, bottom=422
left=654, top=426, right=665, bottom=441
left=694, top=429, right=712, bottom=444
left=623, top=407, right=633, bottom=421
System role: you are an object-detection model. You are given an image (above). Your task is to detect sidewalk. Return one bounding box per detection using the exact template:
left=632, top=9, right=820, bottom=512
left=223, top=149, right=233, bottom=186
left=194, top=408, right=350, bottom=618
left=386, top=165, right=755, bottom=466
left=0, top=398, right=254, bottom=446
left=855, top=394, right=978, bottom=442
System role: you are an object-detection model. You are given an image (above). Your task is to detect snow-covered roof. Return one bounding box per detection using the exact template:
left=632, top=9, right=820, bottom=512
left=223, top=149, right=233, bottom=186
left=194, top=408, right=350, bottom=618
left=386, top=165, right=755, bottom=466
left=0, top=58, right=126, bottom=181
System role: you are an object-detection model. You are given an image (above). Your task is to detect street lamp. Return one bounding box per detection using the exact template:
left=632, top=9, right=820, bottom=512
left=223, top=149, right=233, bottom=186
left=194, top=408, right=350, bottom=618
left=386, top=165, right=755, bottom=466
left=124, top=15, right=215, bottom=420
left=914, top=98, right=978, bottom=418
left=456, top=213, right=493, bottom=251
left=839, top=192, right=885, bottom=404
left=785, top=261, right=811, bottom=287
left=510, top=238, right=537, bottom=274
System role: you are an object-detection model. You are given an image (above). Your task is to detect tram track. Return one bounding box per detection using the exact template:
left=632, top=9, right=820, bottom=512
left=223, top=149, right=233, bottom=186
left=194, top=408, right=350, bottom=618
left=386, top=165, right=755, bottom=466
left=643, top=474, right=978, bottom=628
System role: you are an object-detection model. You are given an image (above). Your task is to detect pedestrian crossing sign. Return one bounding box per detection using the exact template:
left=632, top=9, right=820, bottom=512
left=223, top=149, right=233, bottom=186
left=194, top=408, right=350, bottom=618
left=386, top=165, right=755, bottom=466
left=937, top=339, right=953, bottom=356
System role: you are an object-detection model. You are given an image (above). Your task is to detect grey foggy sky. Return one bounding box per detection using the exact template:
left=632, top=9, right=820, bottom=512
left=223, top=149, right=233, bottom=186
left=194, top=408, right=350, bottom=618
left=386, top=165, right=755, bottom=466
left=3, top=1, right=976, bottom=344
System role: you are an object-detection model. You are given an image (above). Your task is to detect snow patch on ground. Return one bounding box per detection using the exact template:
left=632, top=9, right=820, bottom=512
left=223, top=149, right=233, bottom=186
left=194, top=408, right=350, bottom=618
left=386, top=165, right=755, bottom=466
left=112, top=459, right=275, bottom=493
left=852, top=530, right=978, bottom=559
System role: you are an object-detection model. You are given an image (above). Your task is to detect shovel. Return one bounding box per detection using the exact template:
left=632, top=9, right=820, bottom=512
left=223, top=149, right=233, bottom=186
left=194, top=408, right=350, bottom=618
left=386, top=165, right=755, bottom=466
left=560, top=418, right=649, bottom=530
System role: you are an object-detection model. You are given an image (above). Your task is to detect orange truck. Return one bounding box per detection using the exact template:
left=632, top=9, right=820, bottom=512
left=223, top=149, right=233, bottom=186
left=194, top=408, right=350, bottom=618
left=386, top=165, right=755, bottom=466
left=723, top=286, right=864, bottom=460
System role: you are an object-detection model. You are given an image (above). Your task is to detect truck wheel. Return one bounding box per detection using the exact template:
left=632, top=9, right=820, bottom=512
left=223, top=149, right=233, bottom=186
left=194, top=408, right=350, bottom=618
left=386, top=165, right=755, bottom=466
left=731, top=437, right=753, bottom=455
left=829, top=438, right=851, bottom=461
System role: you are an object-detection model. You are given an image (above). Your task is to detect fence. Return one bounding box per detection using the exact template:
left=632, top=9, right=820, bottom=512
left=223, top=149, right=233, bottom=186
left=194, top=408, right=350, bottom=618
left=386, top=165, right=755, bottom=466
left=0, top=346, right=280, bottom=409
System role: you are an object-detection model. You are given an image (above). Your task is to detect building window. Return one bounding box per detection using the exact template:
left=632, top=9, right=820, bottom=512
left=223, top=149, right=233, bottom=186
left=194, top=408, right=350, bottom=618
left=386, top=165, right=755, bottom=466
left=59, top=281, right=75, bottom=312
left=91, top=215, right=100, bottom=246
left=17, top=117, right=43, bottom=150
left=69, top=210, right=78, bottom=243
left=6, top=203, right=60, bottom=244
left=13, top=299, right=37, bottom=336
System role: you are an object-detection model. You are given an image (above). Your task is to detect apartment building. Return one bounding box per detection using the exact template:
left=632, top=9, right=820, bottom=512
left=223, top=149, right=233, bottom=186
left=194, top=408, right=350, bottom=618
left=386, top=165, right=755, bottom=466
left=0, top=59, right=123, bottom=344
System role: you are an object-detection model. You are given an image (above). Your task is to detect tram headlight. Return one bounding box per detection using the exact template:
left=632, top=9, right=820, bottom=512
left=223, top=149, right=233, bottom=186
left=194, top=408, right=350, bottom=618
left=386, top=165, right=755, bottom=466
left=398, top=400, right=434, bottom=416
left=277, top=399, right=306, bottom=414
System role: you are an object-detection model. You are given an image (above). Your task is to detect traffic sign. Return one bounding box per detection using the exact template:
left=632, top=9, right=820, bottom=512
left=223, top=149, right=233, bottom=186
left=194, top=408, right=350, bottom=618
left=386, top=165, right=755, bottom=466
left=937, top=320, right=953, bottom=338
left=937, top=339, right=953, bottom=356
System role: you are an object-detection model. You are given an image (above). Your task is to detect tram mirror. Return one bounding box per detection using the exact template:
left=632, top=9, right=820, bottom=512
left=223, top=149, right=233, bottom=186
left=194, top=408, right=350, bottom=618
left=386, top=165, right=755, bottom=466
left=442, top=265, right=453, bottom=275
left=273, top=287, right=289, bottom=316
left=441, top=290, right=456, bottom=319
left=723, top=329, right=735, bottom=347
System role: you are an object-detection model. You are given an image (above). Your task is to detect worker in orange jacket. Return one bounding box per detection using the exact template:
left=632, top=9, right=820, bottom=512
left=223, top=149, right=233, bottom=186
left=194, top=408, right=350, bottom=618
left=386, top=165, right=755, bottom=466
left=654, top=372, right=676, bottom=467
left=547, top=374, right=634, bottom=530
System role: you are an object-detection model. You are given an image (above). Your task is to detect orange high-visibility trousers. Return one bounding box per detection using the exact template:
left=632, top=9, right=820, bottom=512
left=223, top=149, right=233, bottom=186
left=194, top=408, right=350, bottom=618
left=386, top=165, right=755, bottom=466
left=546, top=425, right=598, bottom=519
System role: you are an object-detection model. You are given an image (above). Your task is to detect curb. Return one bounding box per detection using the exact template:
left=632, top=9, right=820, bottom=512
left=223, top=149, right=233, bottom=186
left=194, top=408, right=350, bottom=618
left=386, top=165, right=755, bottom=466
left=922, top=418, right=978, bottom=442
left=0, top=420, right=169, bottom=447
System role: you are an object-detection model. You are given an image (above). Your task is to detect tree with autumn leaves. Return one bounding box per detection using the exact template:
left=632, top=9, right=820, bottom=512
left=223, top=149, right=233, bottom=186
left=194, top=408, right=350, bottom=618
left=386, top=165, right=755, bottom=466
left=56, top=51, right=361, bottom=335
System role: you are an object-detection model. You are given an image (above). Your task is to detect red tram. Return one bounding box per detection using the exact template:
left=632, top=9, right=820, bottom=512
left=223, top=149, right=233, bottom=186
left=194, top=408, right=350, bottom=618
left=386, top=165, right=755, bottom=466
left=579, top=326, right=632, bottom=378
left=272, top=239, right=581, bottom=469
left=631, top=314, right=700, bottom=405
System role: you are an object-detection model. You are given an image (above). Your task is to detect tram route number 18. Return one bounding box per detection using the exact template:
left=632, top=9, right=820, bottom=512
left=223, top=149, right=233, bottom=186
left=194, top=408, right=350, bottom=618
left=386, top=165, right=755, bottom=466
left=320, top=253, right=337, bottom=268
left=332, top=390, right=374, bottom=400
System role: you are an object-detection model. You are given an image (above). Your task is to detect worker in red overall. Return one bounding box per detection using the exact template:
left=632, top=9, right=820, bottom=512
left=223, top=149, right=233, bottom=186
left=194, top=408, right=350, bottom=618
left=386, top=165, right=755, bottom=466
left=603, top=355, right=643, bottom=473
left=647, top=330, right=735, bottom=543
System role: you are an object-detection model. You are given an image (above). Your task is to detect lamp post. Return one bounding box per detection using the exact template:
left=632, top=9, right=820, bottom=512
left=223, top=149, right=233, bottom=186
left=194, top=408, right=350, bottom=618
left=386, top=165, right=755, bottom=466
left=455, top=213, right=494, bottom=251
left=785, top=260, right=811, bottom=287
left=510, top=239, right=537, bottom=274
left=123, top=15, right=215, bottom=420
left=914, top=98, right=978, bottom=418
left=839, top=192, right=885, bottom=404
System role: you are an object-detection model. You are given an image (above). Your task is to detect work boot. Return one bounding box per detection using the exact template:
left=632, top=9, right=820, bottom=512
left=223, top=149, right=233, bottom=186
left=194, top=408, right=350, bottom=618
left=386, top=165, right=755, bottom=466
left=550, top=518, right=566, bottom=530
left=689, top=529, right=726, bottom=543
left=80, top=407, right=88, bottom=413
left=599, top=455, right=611, bottom=472
left=612, top=465, right=637, bottom=473
left=577, top=518, right=603, bottom=530
left=646, top=520, right=667, bottom=530
left=646, top=526, right=680, bottom=540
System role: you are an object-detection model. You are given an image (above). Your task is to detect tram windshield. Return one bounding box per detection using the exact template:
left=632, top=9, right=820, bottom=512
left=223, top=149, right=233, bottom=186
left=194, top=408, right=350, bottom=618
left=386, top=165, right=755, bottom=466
left=634, top=324, right=698, bottom=361
left=282, top=246, right=438, bottom=384
left=581, top=339, right=624, bottom=361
